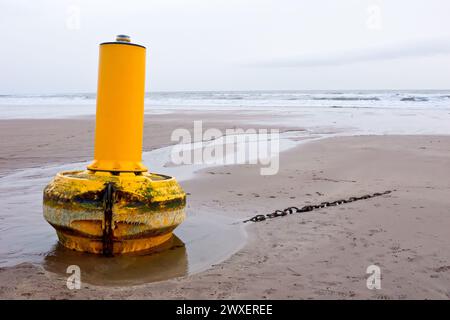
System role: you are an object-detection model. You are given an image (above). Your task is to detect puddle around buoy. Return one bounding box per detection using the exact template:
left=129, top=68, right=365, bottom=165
left=0, top=164, right=246, bottom=286
left=42, top=212, right=246, bottom=286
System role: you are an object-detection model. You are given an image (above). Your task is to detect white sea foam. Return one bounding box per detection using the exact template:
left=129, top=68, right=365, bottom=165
left=1, top=90, right=450, bottom=111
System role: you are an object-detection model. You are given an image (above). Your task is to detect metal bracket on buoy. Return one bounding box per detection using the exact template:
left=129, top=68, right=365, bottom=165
left=102, top=183, right=114, bottom=256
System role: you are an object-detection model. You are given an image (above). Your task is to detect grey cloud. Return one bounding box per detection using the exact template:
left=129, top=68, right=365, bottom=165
left=249, top=38, right=450, bottom=68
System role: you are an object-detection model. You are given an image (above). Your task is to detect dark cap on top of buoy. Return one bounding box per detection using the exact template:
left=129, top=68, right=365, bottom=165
left=100, top=35, right=145, bottom=49
left=116, top=34, right=131, bottom=42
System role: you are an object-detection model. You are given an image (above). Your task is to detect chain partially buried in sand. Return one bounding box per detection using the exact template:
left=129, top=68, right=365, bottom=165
left=243, top=190, right=394, bottom=223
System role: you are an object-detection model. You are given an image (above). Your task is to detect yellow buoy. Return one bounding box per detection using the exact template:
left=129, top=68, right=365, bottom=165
left=88, top=37, right=147, bottom=172
left=43, top=36, right=186, bottom=256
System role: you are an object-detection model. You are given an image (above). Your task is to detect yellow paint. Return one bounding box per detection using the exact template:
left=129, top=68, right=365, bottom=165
left=87, top=40, right=147, bottom=172
left=57, top=227, right=174, bottom=254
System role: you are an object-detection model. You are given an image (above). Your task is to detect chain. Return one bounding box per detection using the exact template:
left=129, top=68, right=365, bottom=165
left=243, top=190, right=394, bottom=223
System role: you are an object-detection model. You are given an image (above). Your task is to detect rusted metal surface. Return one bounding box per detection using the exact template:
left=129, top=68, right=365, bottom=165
left=43, top=170, right=186, bottom=255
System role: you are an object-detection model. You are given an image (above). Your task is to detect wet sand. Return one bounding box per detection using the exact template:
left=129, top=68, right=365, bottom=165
left=0, top=112, right=296, bottom=176
left=1, top=113, right=450, bottom=299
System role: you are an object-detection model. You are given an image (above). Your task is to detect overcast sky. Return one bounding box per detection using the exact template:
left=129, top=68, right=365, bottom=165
left=1, top=0, right=450, bottom=94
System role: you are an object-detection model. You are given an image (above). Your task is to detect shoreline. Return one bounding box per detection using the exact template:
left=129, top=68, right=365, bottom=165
left=2, top=114, right=449, bottom=177
left=1, top=116, right=450, bottom=299
left=0, top=113, right=307, bottom=176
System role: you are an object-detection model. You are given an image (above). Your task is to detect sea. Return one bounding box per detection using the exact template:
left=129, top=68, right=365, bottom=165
left=1, top=90, right=450, bottom=135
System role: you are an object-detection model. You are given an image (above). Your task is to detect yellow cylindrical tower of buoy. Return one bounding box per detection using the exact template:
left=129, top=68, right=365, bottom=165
left=88, top=38, right=147, bottom=172
left=43, top=35, right=186, bottom=256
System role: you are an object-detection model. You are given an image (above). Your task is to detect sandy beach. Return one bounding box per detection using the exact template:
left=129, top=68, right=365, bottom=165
left=2, top=0, right=450, bottom=308
left=1, top=112, right=449, bottom=299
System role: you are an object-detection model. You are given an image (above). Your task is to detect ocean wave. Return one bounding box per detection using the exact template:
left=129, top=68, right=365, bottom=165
left=313, top=97, right=381, bottom=101
left=400, top=97, right=429, bottom=102
left=1, top=91, right=450, bottom=118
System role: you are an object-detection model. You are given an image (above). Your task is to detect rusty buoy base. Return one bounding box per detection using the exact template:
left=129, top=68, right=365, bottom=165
left=43, top=170, right=186, bottom=255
